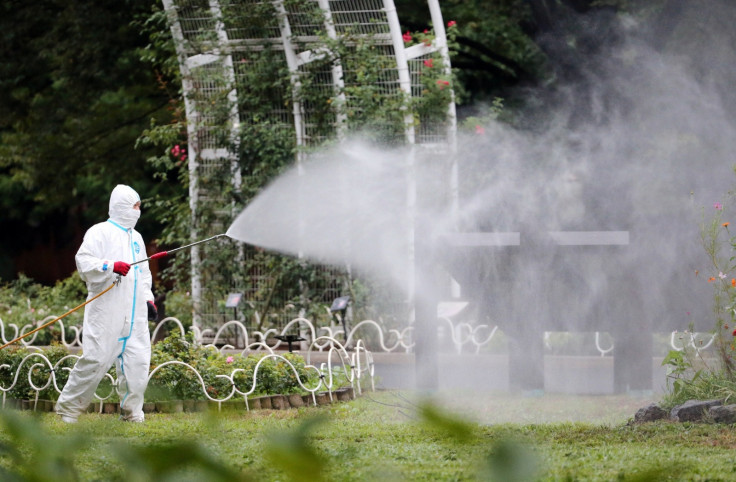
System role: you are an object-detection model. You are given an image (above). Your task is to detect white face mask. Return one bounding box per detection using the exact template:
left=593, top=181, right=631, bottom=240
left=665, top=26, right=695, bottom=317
left=117, top=207, right=141, bottom=229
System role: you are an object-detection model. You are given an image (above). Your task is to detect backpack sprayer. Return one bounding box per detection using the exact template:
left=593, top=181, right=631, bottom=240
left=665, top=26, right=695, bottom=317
left=0, top=234, right=229, bottom=350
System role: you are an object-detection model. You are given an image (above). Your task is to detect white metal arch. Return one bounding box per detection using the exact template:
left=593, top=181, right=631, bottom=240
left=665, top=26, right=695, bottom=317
left=161, top=0, right=457, bottom=335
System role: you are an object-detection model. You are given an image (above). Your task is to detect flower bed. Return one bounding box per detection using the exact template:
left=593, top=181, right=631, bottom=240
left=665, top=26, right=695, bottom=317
left=0, top=330, right=370, bottom=412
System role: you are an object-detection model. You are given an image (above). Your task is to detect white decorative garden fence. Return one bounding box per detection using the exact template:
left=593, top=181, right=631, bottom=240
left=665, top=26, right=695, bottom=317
left=0, top=319, right=374, bottom=412
left=2, top=311, right=713, bottom=412
left=0, top=313, right=503, bottom=355
left=3, top=313, right=694, bottom=360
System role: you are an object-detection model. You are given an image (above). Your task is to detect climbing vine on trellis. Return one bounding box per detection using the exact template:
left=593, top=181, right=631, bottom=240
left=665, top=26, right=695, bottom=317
left=137, top=1, right=456, bottom=331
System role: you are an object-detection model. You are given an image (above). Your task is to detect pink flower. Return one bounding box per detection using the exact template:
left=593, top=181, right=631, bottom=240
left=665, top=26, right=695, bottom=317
left=423, top=29, right=428, bottom=34
left=423, top=59, right=434, bottom=68
left=171, top=145, right=181, bottom=156
left=226, top=356, right=234, bottom=364
left=180, top=153, right=187, bottom=162
left=475, top=124, right=485, bottom=135
left=402, top=31, right=412, bottom=43
left=714, top=202, right=723, bottom=210
left=447, top=20, right=457, bottom=28
left=436, top=79, right=450, bottom=89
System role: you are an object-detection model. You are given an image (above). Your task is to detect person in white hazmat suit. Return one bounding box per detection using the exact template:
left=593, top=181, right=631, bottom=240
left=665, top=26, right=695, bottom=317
left=56, top=185, right=157, bottom=423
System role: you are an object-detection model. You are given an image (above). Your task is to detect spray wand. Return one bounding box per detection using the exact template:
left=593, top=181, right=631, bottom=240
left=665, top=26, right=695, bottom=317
left=131, top=233, right=228, bottom=265
left=0, top=233, right=229, bottom=350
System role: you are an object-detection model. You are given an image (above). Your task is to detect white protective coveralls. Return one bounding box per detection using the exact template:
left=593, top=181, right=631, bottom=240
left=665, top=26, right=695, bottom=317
left=55, top=185, right=153, bottom=422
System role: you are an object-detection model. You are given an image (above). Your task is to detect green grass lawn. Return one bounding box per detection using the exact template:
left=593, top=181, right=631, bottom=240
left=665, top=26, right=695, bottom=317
left=2, top=391, right=736, bottom=481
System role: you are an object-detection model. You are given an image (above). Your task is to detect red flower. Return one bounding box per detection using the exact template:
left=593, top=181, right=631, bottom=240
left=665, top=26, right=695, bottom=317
left=402, top=31, right=412, bottom=43
left=447, top=20, right=457, bottom=28
left=436, top=79, right=450, bottom=89
left=732, top=328, right=736, bottom=337
left=423, top=58, right=434, bottom=68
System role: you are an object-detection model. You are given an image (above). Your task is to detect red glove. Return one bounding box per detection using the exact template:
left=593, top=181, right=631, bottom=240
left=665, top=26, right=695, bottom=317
left=113, top=261, right=131, bottom=276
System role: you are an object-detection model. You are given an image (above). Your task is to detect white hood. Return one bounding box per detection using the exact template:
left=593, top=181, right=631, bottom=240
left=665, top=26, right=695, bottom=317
left=108, top=185, right=141, bottom=229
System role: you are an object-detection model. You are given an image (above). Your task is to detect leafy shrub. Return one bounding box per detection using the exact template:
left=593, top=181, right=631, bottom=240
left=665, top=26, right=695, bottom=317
left=0, top=345, right=34, bottom=400
left=0, top=343, right=91, bottom=401
left=161, top=290, right=193, bottom=328
left=0, top=274, right=86, bottom=345
left=661, top=200, right=736, bottom=408
left=148, top=332, right=319, bottom=401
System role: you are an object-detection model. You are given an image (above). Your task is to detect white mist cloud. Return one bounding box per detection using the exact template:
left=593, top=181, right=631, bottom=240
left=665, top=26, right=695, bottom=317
left=228, top=1, right=736, bottom=342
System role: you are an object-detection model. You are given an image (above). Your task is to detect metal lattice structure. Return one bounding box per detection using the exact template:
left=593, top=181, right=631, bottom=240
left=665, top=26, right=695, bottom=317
left=162, top=0, right=457, bottom=333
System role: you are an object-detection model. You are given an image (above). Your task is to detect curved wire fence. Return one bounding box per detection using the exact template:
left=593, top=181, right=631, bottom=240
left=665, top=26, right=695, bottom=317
left=0, top=316, right=380, bottom=412
left=1, top=312, right=712, bottom=413
left=3, top=312, right=704, bottom=359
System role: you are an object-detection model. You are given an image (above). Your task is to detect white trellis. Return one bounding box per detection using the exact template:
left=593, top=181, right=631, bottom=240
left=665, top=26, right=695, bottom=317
left=161, top=0, right=458, bottom=336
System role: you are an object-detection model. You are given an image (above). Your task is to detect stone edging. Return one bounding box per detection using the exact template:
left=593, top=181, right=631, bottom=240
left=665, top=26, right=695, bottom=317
left=634, top=399, right=736, bottom=424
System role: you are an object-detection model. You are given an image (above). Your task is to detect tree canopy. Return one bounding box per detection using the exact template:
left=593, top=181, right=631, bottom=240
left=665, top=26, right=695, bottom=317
left=0, top=0, right=182, bottom=282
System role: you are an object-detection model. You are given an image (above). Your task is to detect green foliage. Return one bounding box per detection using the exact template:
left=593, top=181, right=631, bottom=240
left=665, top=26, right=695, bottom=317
left=0, top=344, right=96, bottom=401
left=0, top=393, right=723, bottom=480
left=0, top=331, right=322, bottom=405
left=0, top=274, right=87, bottom=345
left=0, top=410, right=250, bottom=481
left=30, top=344, right=78, bottom=401
left=395, top=0, right=546, bottom=105
left=660, top=199, right=736, bottom=408
left=0, top=0, right=180, bottom=282
left=264, top=415, right=328, bottom=482
left=149, top=331, right=208, bottom=401
left=0, top=346, right=34, bottom=400
left=162, top=290, right=194, bottom=327
left=148, top=332, right=319, bottom=401
left=699, top=205, right=736, bottom=372
left=660, top=365, right=736, bottom=411
left=481, top=438, right=540, bottom=482
left=0, top=410, right=89, bottom=481
left=417, top=400, right=476, bottom=443
left=112, top=438, right=250, bottom=481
